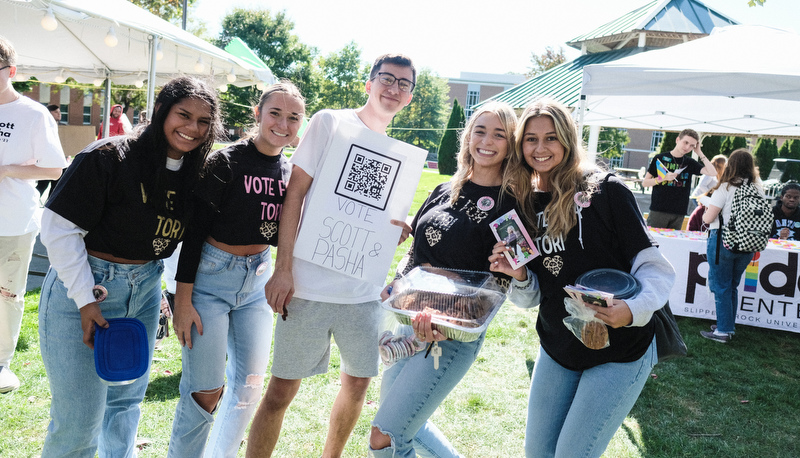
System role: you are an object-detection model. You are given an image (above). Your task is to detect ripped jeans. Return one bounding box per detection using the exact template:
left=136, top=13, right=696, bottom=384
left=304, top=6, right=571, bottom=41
left=369, top=329, right=484, bottom=458
left=168, top=243, right=273, bottom=458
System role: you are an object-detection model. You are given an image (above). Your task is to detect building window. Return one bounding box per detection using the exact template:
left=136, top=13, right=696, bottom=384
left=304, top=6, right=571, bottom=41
left=608, top=156, right=623, bottom=168
left=83, top=93, right=92, bottom=125
left=464, top=89, right=480, bottom=118
left=650, top=131, right=665, bottom=152
left=59, top=87, right=69, bottom=124
left=39, top=83, right=50, bottom=104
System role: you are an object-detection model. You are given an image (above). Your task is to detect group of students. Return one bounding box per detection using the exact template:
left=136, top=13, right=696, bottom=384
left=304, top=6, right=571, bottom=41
left=641, top=127, right=793, bottom=344
left=30, top=50, right=676, bottom=458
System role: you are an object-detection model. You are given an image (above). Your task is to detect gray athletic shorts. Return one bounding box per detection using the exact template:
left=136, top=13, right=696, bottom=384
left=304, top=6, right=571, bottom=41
left=271, top=297, right=382, bottom=379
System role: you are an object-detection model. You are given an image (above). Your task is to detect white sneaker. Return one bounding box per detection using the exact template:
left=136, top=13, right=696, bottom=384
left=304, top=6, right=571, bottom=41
left=0, top=366, right=20, bottom=393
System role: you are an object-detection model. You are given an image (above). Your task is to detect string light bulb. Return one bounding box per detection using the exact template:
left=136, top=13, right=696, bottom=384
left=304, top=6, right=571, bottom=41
left=256, top=82, right=265, bottom=91
left=41, top=8, right=58, bottom=31
left=134, top=80, right=144, bottom=88
left=93, top=78, right=104, bottom=87
left=227, top=68, right=236, bottom=83
left=53, top=70, right=66, bottom=83
left=218, top=84, right=228, bottom=93
left=194, top=57, right=205, bottom=73
left=104, top=27, right=118, bottom=47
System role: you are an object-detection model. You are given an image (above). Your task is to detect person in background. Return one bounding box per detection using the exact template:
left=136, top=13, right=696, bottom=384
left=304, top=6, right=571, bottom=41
left=641, top=129, right=717, bottom=230
left=690, top=154, right=727, bottom=205
left=0, top=36, right=66, bottom=394
left=770, top=182, right=800, bottom=240
left=168, top=81, right=305, bottom=458
left=512, top=99, right=674, bottom=457
left=38, top=76, right=221, bottom=457
left=247, top=54, right=416, bottom=458
left=699, top=149, right=765, bottom=343
left=97, top=104, right=131, bottom=139
left=47, top=104, right=61, bottom=123
left=369, top=102, right=539, bottom=458
left=686, top=155, right=727, bottom=232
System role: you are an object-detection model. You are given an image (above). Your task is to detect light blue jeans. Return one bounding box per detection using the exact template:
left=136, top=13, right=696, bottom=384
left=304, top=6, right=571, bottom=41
left=524, top=338, right=657, bottom=458
left=39, top=256, right=162, bottom=458
left=369, top=327, right=484, bottom=458
left=706, top=229, right=753, bottom=334
left=168, top=243, right=273, bottom=458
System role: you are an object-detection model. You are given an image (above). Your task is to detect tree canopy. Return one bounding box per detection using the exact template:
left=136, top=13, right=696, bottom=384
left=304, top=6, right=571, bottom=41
left=437, top=100, right=465, bottom=175
left=218, top=8, right=320, bottom=105
left=388, top=69, right=450, bottom=157
left=583, top=127, right=630, bottom=158
left=214, top=8, right=320, bottom=127
left=526, top=47, right=566, bottom=78
left=313, top=41, right=369, bottom=113
left=753, top=137, right=778, bottom=180
left=780, top=140, right=800, bottom=182
left=130, top=0, right=197, bottom=23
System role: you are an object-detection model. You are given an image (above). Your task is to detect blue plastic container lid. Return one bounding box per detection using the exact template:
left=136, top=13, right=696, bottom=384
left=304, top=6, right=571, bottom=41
left=575, top=268, right=641, bottom=300
left=94, top=318, right=149, bottom=385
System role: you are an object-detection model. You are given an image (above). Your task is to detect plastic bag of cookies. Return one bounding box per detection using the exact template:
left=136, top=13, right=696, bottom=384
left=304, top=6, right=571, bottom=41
left=562, top=295, right=610, bottom=350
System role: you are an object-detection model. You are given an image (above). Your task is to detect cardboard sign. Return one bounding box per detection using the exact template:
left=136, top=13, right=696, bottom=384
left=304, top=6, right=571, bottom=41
left=294, top=122, right=427, bottom=286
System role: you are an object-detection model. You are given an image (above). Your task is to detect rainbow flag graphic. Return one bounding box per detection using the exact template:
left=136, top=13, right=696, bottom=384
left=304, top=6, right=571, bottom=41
left=656, top=159, right=669, bottom=182
left=743, top=252, right=760, bottom=292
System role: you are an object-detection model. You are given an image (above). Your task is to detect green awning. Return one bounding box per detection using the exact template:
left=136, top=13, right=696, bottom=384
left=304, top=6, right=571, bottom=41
left=224, top=37, right=269, bottom=70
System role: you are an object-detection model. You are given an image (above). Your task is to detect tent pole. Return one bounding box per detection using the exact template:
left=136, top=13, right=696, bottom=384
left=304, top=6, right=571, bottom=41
left=588, top=125, right=600, bottom=164
left=146, top=35, right=158, bottom=122
left=102, top=77, right=111, bottom=139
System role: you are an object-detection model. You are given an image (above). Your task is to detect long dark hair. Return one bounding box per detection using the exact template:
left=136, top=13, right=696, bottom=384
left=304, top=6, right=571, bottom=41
left=128, top=76, right=224, bottom=215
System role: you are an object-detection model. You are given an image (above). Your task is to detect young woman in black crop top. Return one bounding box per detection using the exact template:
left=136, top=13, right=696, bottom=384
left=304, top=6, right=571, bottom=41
left=38, top=76, right=222, bottom=457
left=168, top=81, right=305, bottom=457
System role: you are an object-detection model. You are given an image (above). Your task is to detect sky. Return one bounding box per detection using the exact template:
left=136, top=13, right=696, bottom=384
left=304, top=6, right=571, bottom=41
left=192, top=0, right=799, bottom=78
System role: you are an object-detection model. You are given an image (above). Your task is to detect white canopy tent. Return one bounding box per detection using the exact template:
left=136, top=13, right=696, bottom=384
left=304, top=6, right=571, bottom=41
left=2, top=0, right=274, bottom=134
left=579, top=25, right=800, bottom=139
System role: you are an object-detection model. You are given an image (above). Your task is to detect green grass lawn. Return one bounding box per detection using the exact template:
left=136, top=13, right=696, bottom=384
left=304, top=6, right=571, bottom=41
left=3, top=168, right=800, bottom=457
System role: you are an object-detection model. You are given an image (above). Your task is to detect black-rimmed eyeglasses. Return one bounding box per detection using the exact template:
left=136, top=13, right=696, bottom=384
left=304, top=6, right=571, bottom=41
left=0, top=66, right=10, bottom=72
left=373, top=72, right=415, bottom=93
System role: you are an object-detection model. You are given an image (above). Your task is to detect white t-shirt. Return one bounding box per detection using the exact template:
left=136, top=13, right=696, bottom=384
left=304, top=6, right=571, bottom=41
left=289, top=109, right=384, bottom=303
left=0, top=95, right=66, bottom=235
left=691, top=174, right=718, bottom=199
left=703, top=180, right=764, bottom=230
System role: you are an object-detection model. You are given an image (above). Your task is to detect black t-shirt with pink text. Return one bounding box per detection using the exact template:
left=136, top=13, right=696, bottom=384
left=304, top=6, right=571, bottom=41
left=176, top=139, right=290, bottom=283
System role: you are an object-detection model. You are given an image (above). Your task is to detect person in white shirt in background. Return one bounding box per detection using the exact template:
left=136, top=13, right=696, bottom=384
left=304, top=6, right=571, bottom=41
left=0, top=35, right=66, bottom=393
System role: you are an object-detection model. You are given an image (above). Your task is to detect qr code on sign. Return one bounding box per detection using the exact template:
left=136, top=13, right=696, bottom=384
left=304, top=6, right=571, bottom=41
left=335, top=144, right=400, bottom=211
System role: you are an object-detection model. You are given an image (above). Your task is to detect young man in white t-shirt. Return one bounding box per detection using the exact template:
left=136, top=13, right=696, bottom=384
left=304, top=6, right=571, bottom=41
left=247, top=54, right=415, bottom=458
left=0, top=36, right=66, bottom=393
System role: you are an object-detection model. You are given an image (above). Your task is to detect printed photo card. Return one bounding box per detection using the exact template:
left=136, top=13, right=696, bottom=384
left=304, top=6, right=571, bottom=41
left=563, top=285, right=614, bottom=308
left=489, top=209, right=539, bottom=270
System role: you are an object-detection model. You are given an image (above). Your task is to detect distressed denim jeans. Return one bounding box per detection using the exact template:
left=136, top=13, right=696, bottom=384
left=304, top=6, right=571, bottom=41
left=168, top=243, right=273, bottom=458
